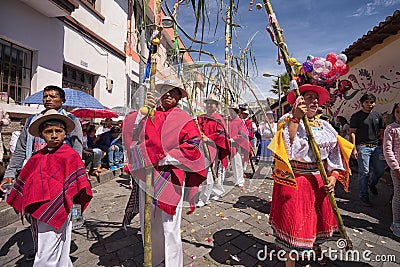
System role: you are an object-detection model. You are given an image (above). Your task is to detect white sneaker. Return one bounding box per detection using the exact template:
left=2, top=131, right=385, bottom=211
left=197, top=200, right=205, bottom=207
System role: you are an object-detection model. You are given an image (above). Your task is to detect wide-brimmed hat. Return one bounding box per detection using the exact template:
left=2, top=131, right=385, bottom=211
left=155, top=79, right=188, bottom=98
left=287, top=84, right=329, bottom=106
left=29, top=109, right=75, bottom=137
left=204, top=93, right=220, bottom=104
left=229, top=103, right=240, bottom=110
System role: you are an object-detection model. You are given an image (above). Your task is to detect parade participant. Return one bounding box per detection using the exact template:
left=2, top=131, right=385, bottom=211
left=252, top=110, right=276, bottom=182
left=6, top=109, right=92, bottom=266
left=228, top=104, right=250, bottom=187
left=0, top=105, right=10, bottom=163
left=383, top=103, right=400, bottom=237
left=335, top=115, right=350, bottom=140
left=349, top=93, right=385, bottom=206
left=197, top=94, right=230, bottom=206
left=122, top=79, right=206, bottom=267
left=268, top=84, right=352, bottom=267
left=240, top=106, right=256, bottom=173
left=1, top=85, right=83, bottom=189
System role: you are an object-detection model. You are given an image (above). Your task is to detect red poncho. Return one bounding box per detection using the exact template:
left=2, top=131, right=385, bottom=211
left=7, top=144, right=93, bottom=230
left=123, top=107, right=206, bottom=215
left=197, top=113, right=230, bottom=168
left=228, top=116, right=251, bottom=161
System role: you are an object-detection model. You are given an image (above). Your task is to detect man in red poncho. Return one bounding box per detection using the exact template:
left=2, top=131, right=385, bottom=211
left=196, top=94, right=231, bottom=207
left=228, top=104, right=250, bottom=187
left=122, top=79, right=206, bottom=267
left=239, top=105, right=256, bottom=173
left=6, top=109, right=92, bottom=266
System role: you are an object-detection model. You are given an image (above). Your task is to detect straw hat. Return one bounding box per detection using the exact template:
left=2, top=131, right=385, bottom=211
left=155, top=79, right=188, bottom=98
left=204, top=93, right=220, bottom=104
left=29, top=109, right=75, bottom=137
left=229, top=103, right=240, bottom=110
left=286, top=84, right=329, bottom=106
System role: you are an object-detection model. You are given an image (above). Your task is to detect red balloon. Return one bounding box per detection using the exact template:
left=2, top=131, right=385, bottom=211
left=338, top=64, right=350, bottom=76
left=326, top=52, right=337, bottom=64
left=338, top=80, right=352, bottom=92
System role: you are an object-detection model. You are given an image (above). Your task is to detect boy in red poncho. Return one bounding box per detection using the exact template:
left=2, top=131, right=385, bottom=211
left=6, top=109, right=92, bottom=266
left=122, top=79, right=206, bottom=267
left=196, top=94, right=231, bottom=206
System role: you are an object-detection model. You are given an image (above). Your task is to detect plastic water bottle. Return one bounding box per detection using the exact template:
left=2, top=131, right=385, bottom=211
left=71, top=204, right=81, bottom=221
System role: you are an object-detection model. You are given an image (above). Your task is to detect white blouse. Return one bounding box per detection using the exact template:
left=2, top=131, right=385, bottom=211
left=258, top=121, right=277, bottom=140
left=280, top=114, right=345, bottom=173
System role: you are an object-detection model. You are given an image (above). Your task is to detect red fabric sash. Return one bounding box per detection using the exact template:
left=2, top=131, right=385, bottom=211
left=7, top=144, right=92, bottom=230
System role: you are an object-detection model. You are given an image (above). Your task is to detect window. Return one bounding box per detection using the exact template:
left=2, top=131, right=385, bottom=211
left=0, top=38, right=32, bottom=104
left=85, top=0, right=96, bottom=7
left=62, top=64, right=95, bottom=96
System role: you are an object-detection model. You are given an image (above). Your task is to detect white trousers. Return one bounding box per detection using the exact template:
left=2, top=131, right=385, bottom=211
left=139, top=185, right=184, bottom=267
left=198, top=159, right=226, bottom=202
left=231, top=151, right=244, bottom=186
left=31, top=214, right=73, bottom=267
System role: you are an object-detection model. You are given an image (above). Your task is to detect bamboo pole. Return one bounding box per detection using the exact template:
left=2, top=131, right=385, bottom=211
left=262, top=0, right=353, bottom=250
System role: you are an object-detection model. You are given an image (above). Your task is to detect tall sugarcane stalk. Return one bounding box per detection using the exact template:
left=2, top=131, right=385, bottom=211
left=262, top=0, right=352, bottom=250
left=139, top=1, right=163, bottom=266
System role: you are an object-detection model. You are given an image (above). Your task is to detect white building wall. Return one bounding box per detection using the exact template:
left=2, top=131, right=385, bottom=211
left=63, top=26, right=127, bottom=107
left=1, top=0, right=132, bottom=110
left=0, top=0, right=65, bottom=92
left=71, top=0, right=128, bottom=53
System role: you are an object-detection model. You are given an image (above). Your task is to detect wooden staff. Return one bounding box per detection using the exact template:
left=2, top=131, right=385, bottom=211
left=262, top=0, right=353, bottom=250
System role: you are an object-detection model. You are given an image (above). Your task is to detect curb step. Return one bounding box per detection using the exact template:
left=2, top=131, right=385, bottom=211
left=0, top=168, right=123, bottom=229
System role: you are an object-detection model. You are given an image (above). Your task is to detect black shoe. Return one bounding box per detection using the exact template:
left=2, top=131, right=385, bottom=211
left=360, top=197, right=372, bottom=207
left=369, top=184, right=378, bottom=196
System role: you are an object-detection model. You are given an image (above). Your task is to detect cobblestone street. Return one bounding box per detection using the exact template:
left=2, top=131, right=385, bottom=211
left=1, top=167, right=400, bottom=266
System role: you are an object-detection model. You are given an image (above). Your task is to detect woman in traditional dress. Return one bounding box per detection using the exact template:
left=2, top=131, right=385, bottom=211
left=268, top=84, right=352, bottom=266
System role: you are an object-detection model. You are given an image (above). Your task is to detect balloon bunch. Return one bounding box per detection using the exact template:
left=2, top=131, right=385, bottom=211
left=289, top=52, right=350, bottom=89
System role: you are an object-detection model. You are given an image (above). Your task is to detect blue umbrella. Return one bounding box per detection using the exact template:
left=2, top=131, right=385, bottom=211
left=21, top=88, right=105, bottom=109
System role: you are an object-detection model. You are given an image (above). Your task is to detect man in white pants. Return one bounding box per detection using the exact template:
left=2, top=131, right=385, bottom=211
left=122, top=79, right=207, bottom=266
left=196, top=94, right=230, bottom=206
left=228, top=104, right=250, bottom=187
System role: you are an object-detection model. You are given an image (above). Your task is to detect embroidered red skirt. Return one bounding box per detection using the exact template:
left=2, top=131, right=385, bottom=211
left=269, top=172, right=338, bottom=251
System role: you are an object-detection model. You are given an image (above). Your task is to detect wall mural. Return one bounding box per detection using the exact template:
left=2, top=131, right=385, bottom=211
left=330, top=67, right=400, bottom=120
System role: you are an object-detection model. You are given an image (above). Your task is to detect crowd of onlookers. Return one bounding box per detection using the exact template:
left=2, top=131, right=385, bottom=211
left=3, top=114, right=125, bottom=182
left=80, top=118, right=124, bottom=178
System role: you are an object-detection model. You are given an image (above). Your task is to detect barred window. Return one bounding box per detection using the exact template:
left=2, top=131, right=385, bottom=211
left=0, top=38, right=32, bottom=104
left=62, top=64, right=96, bottom=96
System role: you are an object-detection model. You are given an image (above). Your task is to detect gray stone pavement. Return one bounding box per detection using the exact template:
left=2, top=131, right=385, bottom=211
left=0, top=167, right=400, bottom=267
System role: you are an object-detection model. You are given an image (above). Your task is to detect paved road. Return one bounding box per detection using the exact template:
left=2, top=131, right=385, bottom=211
left=0, top=167, right=400, bottom=266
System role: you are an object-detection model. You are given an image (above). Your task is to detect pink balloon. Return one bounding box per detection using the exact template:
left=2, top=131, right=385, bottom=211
left=323, top=61, right=332, bottom=74
left=335, top=59, right=344, bottom=68
left=326, top=52, right=337, bottom=64
left=313, top=59, right=324, bottom=74
left=312, top=57, right=321, bottom=63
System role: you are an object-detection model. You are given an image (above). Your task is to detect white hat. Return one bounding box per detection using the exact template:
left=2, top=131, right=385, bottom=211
left=204, top=93, right=220, bottom=104
left=155, top=79, right=188, bottom=98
